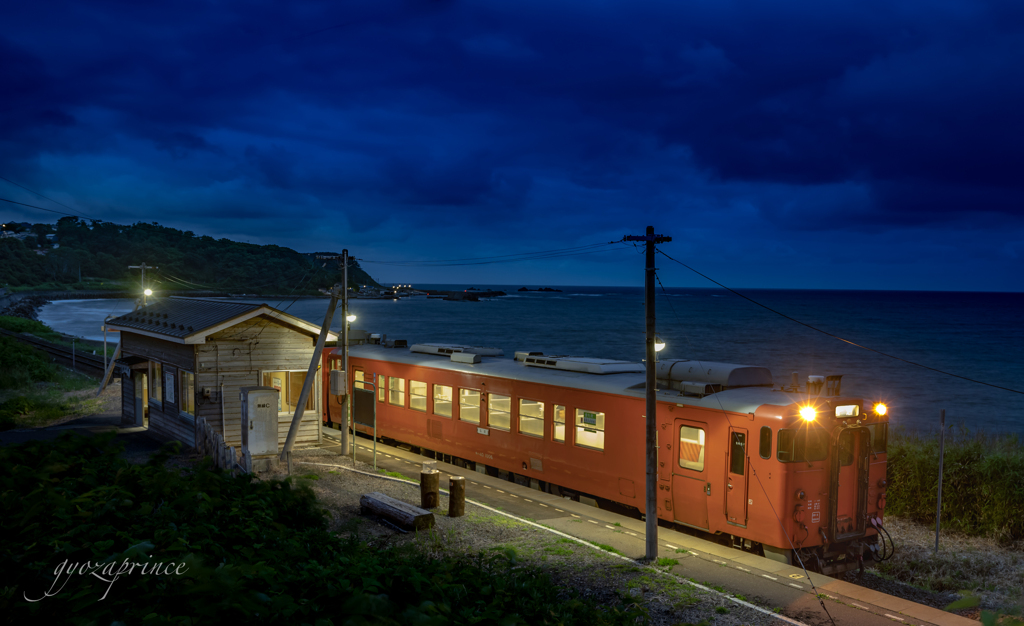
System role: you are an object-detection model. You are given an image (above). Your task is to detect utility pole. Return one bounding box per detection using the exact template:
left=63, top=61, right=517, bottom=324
left=281, top=282, right=342, bottom=460
left=128, top=262, right=157, bottom=306
left=340, top=249, right=351, bottom=456
left=624, top=226, right=672, bottom=562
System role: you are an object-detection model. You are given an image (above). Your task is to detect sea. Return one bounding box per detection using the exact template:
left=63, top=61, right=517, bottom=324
left=37, top=286, right=1024, bottom=436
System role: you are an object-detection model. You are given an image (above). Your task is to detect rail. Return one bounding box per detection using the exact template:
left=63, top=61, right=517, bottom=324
left=0, top=328, right=107, bottom=377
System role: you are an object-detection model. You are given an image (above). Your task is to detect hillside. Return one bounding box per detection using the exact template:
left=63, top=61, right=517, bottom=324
left=0, top=217, right=378, bottom=294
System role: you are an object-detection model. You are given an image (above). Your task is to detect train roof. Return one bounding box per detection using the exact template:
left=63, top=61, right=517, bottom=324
left=345, top=343, right=805, bottom=415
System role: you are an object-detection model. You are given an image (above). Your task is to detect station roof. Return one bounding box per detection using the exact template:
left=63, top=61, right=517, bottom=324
left=346, top=343, right=803, bottom=415
left=106, top=297, right=338, bottom=345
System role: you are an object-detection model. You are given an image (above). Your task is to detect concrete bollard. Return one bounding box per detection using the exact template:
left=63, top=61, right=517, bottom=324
left=420, top=469, right=440, bottom=509
left=448, top=476, right=466, bottom=518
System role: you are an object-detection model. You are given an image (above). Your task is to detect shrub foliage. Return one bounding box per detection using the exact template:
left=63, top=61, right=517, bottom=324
left=886, top=426, right=1024, bottom=541
left=1, top=433, right=644, bottom=625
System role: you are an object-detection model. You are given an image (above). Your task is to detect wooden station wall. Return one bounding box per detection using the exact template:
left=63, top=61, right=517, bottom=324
left=121, top=333, right=196, bottom=445
left=196, top=316, right=323, bottom=450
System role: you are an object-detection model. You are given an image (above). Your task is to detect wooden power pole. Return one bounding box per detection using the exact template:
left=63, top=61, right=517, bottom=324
left=624, top=226, right=672, bottom=562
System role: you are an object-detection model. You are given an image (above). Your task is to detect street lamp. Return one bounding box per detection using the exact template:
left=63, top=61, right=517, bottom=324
left=346, top=314, right=357, bottom=323
left=144, top=288, right=152, bottom=296
left=654, top=335, right=665, bottom=353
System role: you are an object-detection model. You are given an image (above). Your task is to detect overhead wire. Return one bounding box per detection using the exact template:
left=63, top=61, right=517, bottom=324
left=653, top=269, right=840, bottom=626
left=656, top=249, right=1024, bottom=395
left=0, top=196, right=101, bottom=221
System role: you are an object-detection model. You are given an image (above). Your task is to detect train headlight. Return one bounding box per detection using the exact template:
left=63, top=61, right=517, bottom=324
left=874, top=403, right=887, bottom=416
left=799, top=407, right=816, bottom=421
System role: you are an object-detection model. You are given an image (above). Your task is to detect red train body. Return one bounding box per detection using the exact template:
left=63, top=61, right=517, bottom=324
left=322, top=341, right=889, bottom=575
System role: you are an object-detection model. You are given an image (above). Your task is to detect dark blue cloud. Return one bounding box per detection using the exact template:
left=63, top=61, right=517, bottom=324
left=0, top=0, right=1022, bottom=289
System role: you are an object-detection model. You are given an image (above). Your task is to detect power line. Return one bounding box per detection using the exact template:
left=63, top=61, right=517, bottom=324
left=0, top=196, right=100, bottom=221
left=656, top=249, right=1024, bottom=395
left=359, top=241, right=624, bottom=267
left=0, top=176, right=84, bottom=216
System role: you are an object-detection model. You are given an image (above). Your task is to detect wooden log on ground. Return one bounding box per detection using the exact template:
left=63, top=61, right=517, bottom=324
left=420, top=469, right=440, bottom=509
left=448, top=476, right=465, bottom=518
left=360, top=492, right=434, bottom=532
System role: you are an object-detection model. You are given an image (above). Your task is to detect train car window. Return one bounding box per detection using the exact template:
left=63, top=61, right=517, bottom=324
left=409, top=380, right=427, bottom=412
left=867, top=423, right=888, bottom=454
left=777, top=428, right=830, bottom=463
left=730, top=432, right=746, bottom=475
left=489, top=394, right=511, bottom=431
left=459, top=389, right=480, bottom=424
left=678, top=426, right=705, bottom=471
left=759, top=426, right=772, bottom=459
left=377, top=375, right=385, bottom=402
left=388, top=377, right=405, bottom=406
left=553, top=405, right=566, bottom=442
left=433, top=385, right=453, bottom=417
left=519, top=399, right=544, bottom=437
left=575, top=409, right=605, bottom=451
left=353, top=370, right=366, bottom=390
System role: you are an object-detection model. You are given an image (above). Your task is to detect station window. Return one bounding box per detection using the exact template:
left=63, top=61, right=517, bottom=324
left=575, top=409, right=605, bottom=451
left=730, top=431, right=746, bottom=475
left=263, top=371, right=315, bottom=414
left=433, top=385, right=453, bottom=417
left=679, top=425, right=705, bottom=471
left=409, top=380, right=427, bottom=412
left=777, top=427, right=829, bottom=463
left=488, top=394, right=511, bottom=431
left=149, top=362, right=162, bottom=406
left=180, top=371, right=195, bottom=420
left=867, top=423, right=888, bottom=454
left=377, top=375, right=385, bottom=402
left=553, top=405, right=566, bottom=442
left=759, top=426, right=772, bottom=459
left=388, top=377, right=405, bottom=406
left=459, top=389, right=480, bottom=424
left=518, top=399, right=544, bottom=437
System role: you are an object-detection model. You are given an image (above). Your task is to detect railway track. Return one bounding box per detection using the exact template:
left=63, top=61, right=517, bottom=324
left=0, top=328, right=107, bottom=377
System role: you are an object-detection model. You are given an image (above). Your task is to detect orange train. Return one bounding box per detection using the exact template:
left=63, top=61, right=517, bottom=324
left=322, top=340, right=890, bottom=575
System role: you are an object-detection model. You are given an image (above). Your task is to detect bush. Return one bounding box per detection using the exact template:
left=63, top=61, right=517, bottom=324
left=887, top=426, right=1024, bottom=541
left=0, top=316, right=65, bottom=343
left=1, top=433, right=646, bottom=624
left=0, top=335, right=58, bottom=389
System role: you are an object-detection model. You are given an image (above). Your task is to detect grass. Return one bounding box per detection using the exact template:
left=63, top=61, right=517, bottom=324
left=656, top=557, right=679, bottom=568
left=887, top=426, right=1024, bottom=541
left=675, top=548, right=689, bottom=554
left=376, top=468, right=413, bottom=480
left=714, top=606, right=730, bottom=614
left=0, top=339, right=101, bottom=431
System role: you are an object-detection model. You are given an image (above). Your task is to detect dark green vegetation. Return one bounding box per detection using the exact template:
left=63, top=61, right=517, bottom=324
left=886, top=427, right=1024, bottom=541
left=0, top=334, right=58, bottom=391
left=0, top=217, right=377, bottom=293
left=1, top=433, right=647, bottom=625
left=0, top=315, right=66, bottom=344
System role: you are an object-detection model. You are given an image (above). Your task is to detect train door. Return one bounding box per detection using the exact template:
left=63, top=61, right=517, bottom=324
left=726, top=427, right=749, bottom=527
left=831, top=427, right=870, bottom=540
left=671, top=420, right=710, bottom=530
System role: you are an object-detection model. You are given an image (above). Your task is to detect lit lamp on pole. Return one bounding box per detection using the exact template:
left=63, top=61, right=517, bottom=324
left=654, top=334, right=666, bottom=362
left=143, top=288, right=152, bottom=306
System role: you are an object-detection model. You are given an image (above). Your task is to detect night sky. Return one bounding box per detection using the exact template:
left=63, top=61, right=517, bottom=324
left=2, top=1, right=1023, bottom=290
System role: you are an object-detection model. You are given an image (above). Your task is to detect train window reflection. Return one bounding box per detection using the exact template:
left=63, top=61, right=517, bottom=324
left=433, top=385, right=452, bottom=417
left=519, top=399, right=544, bottom=437
left=575, top=409, right=605, bottom=450
left=759, top=426, right=772, bottom=459
left=489, top=394, right=511, bottom=431
left=388, top=377, right=405, bottom=406
left=459, top=389, right=480, bottom=424
left=410, top=380, right=427, bottom=412
left=777, top=427, right=829, bottom=463
left=553, top=405, right=566, bottom=442
left=678, top=426, right=705, bottom=471
left=867, top=423, right=888, bottom=454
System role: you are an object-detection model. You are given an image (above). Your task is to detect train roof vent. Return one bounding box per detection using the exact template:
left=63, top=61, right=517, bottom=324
left=522, top=355, right=644, bottom=375
left=656, top=359, right=773, bottom=388
left=410, top=343, right=504, bottom=357
left=514, top=351, right=544, bottom=362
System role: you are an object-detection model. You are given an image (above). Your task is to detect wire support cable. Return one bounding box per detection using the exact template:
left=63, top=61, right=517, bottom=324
left=656, top=249, right=1024, bottom=395
left=358, top=241, right=624, bottom=267
left=0, top=196, right=101, bottom=221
